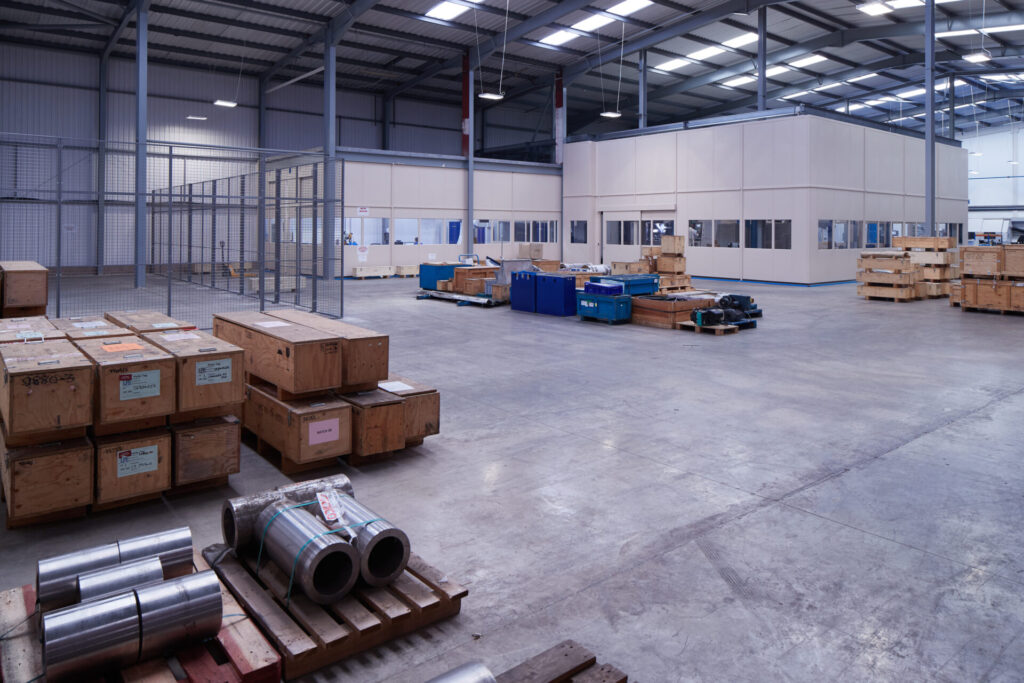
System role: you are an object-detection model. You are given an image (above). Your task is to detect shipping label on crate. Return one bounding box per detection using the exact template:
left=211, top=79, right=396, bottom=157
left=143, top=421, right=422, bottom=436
left=152, top=322, right=178, bottom=329
left=161, top=332, right=200, bottom=342
left=72, top=320, right=109, bottom=328
left=308, top=418, right=340, bottom=445
left=83, top=329, right=113, bottom=337
left=254, top=321, right=290, bottom=328
left=379, top=380, right=414, bottom=393
left=118, top=369, right=161, bottom=400
left=15, top=331, right=43, bottom=340
left=195, top=358, right=232, bottom=385
left=116, top=445, right=159, bottom=477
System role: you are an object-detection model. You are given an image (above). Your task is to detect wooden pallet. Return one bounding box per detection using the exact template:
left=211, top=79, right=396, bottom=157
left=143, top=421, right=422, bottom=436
left=676, top=321, right=739, bottom=335
left=961, top=306, right=1024, bottom=315
left=202, top=544, right=467, bottom=681
left=245, top=371, right=374, bottom=401
left=496, top=640, right=627, bottom=683
left=0, top=550, right=280, bottom=683
left=242, top=427, right=342, bottom=475
left=857, top=284, right=919, bottom=301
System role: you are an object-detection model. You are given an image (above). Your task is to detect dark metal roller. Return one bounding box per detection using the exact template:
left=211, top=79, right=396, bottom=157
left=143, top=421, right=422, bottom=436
left=117, top=526, right=194, bottom=578
left=42, top=592, right=141, bottom=680
left=136, top=571, right=223, bottom=660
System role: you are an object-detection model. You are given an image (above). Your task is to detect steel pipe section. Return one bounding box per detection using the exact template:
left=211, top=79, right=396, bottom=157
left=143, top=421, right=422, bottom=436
left=426, top=662, right=497, bottom=683
left=137, top=571, right=223, bottom=660
left=334, top=494, right=410, bottom=587
left=77, top=557, right=164, bottom=603
left=37, top=527, right=193, bottom=607
left=42, top=592, right=142, bottom=681
left=222, top=474, right=354, bottom=551
left=257, top=501, right=359, bottom=604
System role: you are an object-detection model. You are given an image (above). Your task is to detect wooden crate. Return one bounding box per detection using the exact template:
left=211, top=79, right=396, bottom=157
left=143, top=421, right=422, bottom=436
left=94, top=428, right=172, bottom=505
left=0, top=550, right=281, bottom=683
left=170, top=415, right=240, bottom=486
left=531, top=259, right=560, bottom=273
left=144, top=329, right=245, bottom=412
left=265, top=310, right=388, bottom=391
left=352, top=265, right=395, bottom=279
left=963, top=278, right=1011, bottom=310
left=641, top=246, right=662, bottom=258
left=394, top=264, right=419, bottom=277
left=857, top=284, right=918, bottom=301
left=918, top=265, right=954, bottom=281
left=464, top=278, right=487, bottom=296
left=0, top=328, right=66, bottom=344
left=213, top=311, right=342, bottom=395
left=950, top=281, right=963, bottom=306
left=660, top=234, right=686, bottom=255
left=908, top=251, right=956, bottom=266
left=857, top=252, right=917, bottom=272
left=170, top=402, right=243, bottom=425
left=379, top=375, right=439, bottom=446
left=243, top=381, right=352, bottom=465
left=0, top=340, right=93, bottom=442
left=452, top=266, right=499, bottom=293
left=610, top=262, right=645, bottom=275
left=893, top=236, right=957, bottom=250
left=1005, top=245, right=1024, bottom=277
left=341, top=389, right=404, bottom=461
left=518, top=243, right=543, bottom=259
left=856, top=270, right=917, bottom=286
left=0, top=261, right=48, bottom=310
left=49, top=314, right=131, bottom=341
left=1010, top=282, right=1024, bottom=311
left=74, top=335, right=176, bottom=426
left=496, top=640, right=628, bottom=683
left=105, top=310, right=197, bottom=333
left=960, top=247, right=1004, bottom=277
left=0, top=316, right=55, bottom=334
left=490, top=283, right=510, bottom=302
left=656, top=255, right=686, bottom=274
left=1, top=434, right=92, bottom=528
left=202, top=543, right=467, bottom=681
left=918, top=281, right=951, bottom=297
left=630, top=295, right=715, bottom=329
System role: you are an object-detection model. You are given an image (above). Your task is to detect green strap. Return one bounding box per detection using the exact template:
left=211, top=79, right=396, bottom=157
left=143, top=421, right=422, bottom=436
left=255, top=501, right=316, bottom=571
left=285, top=518, right=383, bottom=606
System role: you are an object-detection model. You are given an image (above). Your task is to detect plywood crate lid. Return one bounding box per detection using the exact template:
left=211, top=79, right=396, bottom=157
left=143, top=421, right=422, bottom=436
left=73, top=335, right=173, bottom=366
left=0, top=339, right=92, bottom=374
left=213, top=311, right=340, bottom=344
left=247, top=380, right=351, bottom=415
left=95, top=427, right=170, bottom=448
left=143, top=329, right=242, bottom=357
left=0, top=317, right=56, bottom=333
left=340, top=388, right=403, bottom=409
left=0, top=261, right=47, bottom=272
left=2, top=435, right=92, bottom=460
left=104, top=310, right=195, bottom=333
left=0, top=329, right=67, bottom=343
left=378, top=374, right=435, bottom=397
left=266, top=309, right=384, bottom=340
left=50, top=316, right=125, bottom=332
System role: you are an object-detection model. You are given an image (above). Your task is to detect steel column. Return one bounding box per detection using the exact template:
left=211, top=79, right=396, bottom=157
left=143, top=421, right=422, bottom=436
left=637, top=51, right=648, bottom=128
left=466, top=63, right=475, bottom=258
left=925, top=0, right=936, bottom=236
left=947, top=75, right=956, bottom=139
left=187, top=184, right=193, bottom=282
left=56, top=140, right=62, bottom=317
left=134, top=6, right=148, bottom=288
left=323, top=43, right=337, bottom=282
left=273, top=169, right=281, bottom=303
left=757, top=7, right=768, bottom=111
left=382, top=96, right=392, bottom=150
left=166, top=146, right=172, bottom=314
left=97, top=58, right=107, bottom=275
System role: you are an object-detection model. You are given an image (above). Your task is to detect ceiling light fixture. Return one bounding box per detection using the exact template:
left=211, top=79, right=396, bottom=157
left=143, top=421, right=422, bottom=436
left=601, top=20, right=627, bottom=119
left=600, top=111, right=623, bottom=118
left=213, top=100, right=237, bottom=108
left=478, top=0, right=510, bottom=102
left=654, top=58, right=690, bottom=71
left=857, top=2, right=893, bottom=16
left=963, top=51, right=991, bottom=63
left=186, top=115, right=207, bottom=120
left=478, top=92, right=504, bottom=101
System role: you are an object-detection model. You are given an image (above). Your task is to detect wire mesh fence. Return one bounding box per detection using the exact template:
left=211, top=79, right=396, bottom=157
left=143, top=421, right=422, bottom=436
left=0, top=132, right=343, bottom=329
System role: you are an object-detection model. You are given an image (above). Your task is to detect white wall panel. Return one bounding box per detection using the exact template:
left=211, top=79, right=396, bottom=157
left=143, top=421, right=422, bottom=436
left=635, top=134, right=675, bottom=194
left=596, top=137, right=636, bottom=197
left=512, top=173, right=560, bottom=211
left=563, top=141, right=594, bottom=197
left=474, top=171, right=513, bottom=210
left=864, top=128, right=904, bottom=195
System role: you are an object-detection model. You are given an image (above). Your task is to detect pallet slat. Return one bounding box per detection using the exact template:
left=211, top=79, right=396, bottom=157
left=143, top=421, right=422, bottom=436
left=496, top=640, right=598, bottom=683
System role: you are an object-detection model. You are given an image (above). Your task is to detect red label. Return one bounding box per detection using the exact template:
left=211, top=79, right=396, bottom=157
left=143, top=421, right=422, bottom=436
left=116, top=449, right=130, bottom=460
left=119, top=374, right=132, bottom=381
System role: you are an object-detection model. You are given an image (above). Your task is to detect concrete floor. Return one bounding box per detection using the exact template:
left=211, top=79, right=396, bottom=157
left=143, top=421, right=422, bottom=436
left=4, top=277, right=1024, bottom=682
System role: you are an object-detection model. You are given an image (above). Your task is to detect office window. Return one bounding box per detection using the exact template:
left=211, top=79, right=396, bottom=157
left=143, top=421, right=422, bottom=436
left=642, top=219, right=674, bottom=246
left=549, top=221, right=558, bottom=243
left=363, top=218, right=389, bottom=245
left=714, top=220, right=740, bottom=248
left=394, top=218, right=418, bottom=245
left=774, top=220, right=792, bottom=249
left=493, top=220, right=511, bottom=242
left=606, top=220, right=622, bottom=245
left=689, top=220, right=712, bottom=247
left=446, top=219, right=462, bottom=245
left=865, top=221, right=891, bottom=248
left=570, top=220, right=588, bottom=244
left=514, top=221, right=528, bottom=242
left=622, top=220, right=638, bottom=245
left=910, top=222, right=927, bottom=237
left=834, top=220, right=849, bottom=249
left=849, top=220, right=863, bottom=249
left=343, top=217, right=359, bottom=245
left=892, top=222, right=905, bottom=239
left=532, top=221, right=549, bottom=243
left=420, top=218, right=444, bottom=244
left=745, top=220, right=772, bottom=249
left=474, top=220, right=490, bottom=245
left=818, top=220, right=833, bottom=249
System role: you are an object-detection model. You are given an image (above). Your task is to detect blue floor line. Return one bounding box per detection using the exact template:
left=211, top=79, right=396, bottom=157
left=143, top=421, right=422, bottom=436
left=691, top=277, right=856, bottom=287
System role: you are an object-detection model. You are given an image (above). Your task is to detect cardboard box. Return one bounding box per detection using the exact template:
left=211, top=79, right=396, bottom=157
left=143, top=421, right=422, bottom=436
left=0, top=261, right=48, bottom=310
left=170, top=416, right=240, bottom=485
left=243, top=382, right=352, bottom=463
left=143, top=329, right=244, bottom=412
left=104, top=310, right=196, bottom=334
left=1, top=433, right=92, bottom=526
left=94, top=428, right=172, bottom=504
left=342, top=389, right=405, bottom=458
left=0, top=340, right=94, bottom=441
left=379, top=375, right=439, bottom=445
left=73, top=336, right=176, bottom=425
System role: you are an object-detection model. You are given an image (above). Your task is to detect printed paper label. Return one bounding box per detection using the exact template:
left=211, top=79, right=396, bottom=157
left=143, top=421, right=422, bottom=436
left=254, top=321, right=289, bottom=328
left=152, top=322, right=178, bottom=329
left=119, top=369, right=160, bottom=400
left=308, top=418, right=339, bottom=445
left=379, top=380, right=414, bottom=393
left=72, top=320, right=108, bottom=329
left=83, top=329, right=113, bottom=337
left=317, top=491, right=339, bottom=522
left=162, top=332, right=200, bottom=342
left=116, top=445, right=158, bottom=477
left=5, top=323, right=31, bottom=331
left=15, top=331, right=43, bottom=339
left=196, top=358, right=232, bottom=385
left=104, top=343, right=144, bottom=353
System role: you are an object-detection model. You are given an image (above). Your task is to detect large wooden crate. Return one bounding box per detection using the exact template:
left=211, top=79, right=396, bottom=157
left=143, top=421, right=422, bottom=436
left=94, top=428, right=172, bottom=505
left=105, top=310, right=196, bottom=333
left=656, top=255, right=686, bottom=274
left=610, top=262, right=647, bottom=275
left=451, top=266, right=499, bottom=293
left=963, top=278, right=1012, bottom=310
left=531, top=259, right=561, bottom=273
left=73, top=335, right=176, bottom=426
left=960, top=247, right=1004, bottom=277
left=379, top=375, right=439, bottom=446
left=170, top=415, right=240, bottom=486
left=1010, top=281, right=1024, bottom=311
left=1005, top=245, right=1024, bottom=277
left=1, top=434, right=92, bottom=528
left=213, top=311, right=342, bottom=395
left=0, top=340, right=93, bottom=443
left=892, top=236, right=957, bottom=250
left=630, top=295, right=716, bottom=329
left=0, top=321, right=66, bottom=343
left=265, top=310, right=388, bottom=391
left=342, top=389, right=405, bottom=461
left=144, top=329, right=245, bottom=412
left=50, top=315, right=131, bottom=341
left=660, top=234, right=686, bottom=255
left=243, top=381, right=352, bottom=464
left=908, top=251, right=956, bottom=266
left=0, top=316, right=55, bottom=334
left=0, top=261, right=48, bottom=311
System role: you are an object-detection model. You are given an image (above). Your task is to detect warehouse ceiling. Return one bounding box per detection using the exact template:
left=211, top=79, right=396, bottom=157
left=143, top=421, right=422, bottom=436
left=3, top=0, right=1024, bottom=139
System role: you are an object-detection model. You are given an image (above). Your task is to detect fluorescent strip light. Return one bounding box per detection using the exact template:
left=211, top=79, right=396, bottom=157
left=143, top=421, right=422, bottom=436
left=1009, top=160, right=1019, bottom=165
left=857, top=2, right=893, bottom=16
left=936, top=29, right=977, bottom=38
left=848, top=104, right=866, bottom=111
left=982, top=23, right=1024, bottom=34
left=865, top=99, right=886, bottom=106
left=723, top=32, right=758, bottom=49
left=600, top=111, right=622, bottom=119
left=687, top=46, right=724, bottom=61
left=186, top=115, right=207, bottom=120
left=964, top=51, right=991, bottom=63
left=213, top=100, right=237, bottom=107
left=814, top=82, right=842, bottom=91
left=897, top=87, right=926, bottom=98
left=970, top=151, right=983, bottom=156
left=848, top=73, right=878, bottom=82
left=790, top=54, right=827, bottom=69
left=606, top=0, right=653, bottom=16
left=572, top=14, right=613, bottom=32
left=764, top=65, right=789, bottom=77
left=782, top=91, right=810, bottom=99
left=478, top=92, right=504, bottom=101
left=654, top=58, right=690, bottom=71
left=540, top=30, right=576, bottom=46
left=970, top=170, right=979, bottom=174
left=426, top=1, right=478, bottom=21
left=723, top=75, right=755, bottom=87
left=887, top=0, right=923, bottom=7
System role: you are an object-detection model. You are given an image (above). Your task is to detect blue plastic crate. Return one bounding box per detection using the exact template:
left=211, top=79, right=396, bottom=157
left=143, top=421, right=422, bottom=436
left=576, top=292, right=632, bottom=324
left=510, top=271, right=537, bottom=312
left=419, top=263, right=468, bottom=291
left=584, top=281, right=623, bottom=295
left=536, top=273, right=577, bottom=316
left=590, top=273, right=660, bottom=295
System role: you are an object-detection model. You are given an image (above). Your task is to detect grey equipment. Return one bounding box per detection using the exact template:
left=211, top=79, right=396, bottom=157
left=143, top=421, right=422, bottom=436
left=425, top=662, right=498, bottom=683
left=76, top=557, right=165, bottom=602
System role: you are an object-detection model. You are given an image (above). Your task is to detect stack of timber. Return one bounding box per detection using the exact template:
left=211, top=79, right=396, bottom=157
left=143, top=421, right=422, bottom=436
left=0, top=316, right=66, bottom=344
left=0, top=261, right=48, bottom=318
left=856, top=251, right=920, bottom=302
left=895, top=235, right=957, bottom=298
left=656, top=235, right=692, bottom=293
left=959, top=245, right=1024, bottom=314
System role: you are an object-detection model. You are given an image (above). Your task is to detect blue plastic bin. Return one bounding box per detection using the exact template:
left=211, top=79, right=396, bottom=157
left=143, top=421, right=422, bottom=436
left=536, top=273, right=577, bottom=316
left=510, top=271, right=537, bottom=312
left=590, top=273, right=659, bottom=295
left=584, top=281, right=623, bottom=295
left=576, top=292, right=632, bottom=324
left=419, top=263, right=468, bottom=290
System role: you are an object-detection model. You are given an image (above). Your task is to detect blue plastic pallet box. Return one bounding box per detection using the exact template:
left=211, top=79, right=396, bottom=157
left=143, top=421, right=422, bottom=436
left=576, top=292, right=632, bottom=324
left=536, top=273, right=577, bottom=316
left=510, top=271, right=537, bottom=312
left=590, top=273, right=659, bottom=295
left=584, top=281, right=623, bottom=295
left=419, top=263, right=468, bottom=291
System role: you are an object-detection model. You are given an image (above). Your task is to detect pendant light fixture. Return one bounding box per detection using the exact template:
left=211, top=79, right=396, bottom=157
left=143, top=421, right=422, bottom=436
left=601, top=21, right=626, bottom=118
left=478, top=0, right=509, bottom=101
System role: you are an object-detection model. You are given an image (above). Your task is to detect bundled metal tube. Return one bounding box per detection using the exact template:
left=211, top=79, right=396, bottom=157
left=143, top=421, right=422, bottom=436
left=77, top=557, right=164, bottom=603
left=256, top=501, right=359, bottom=604
left=426, top=662, right=497, bottom=683
left=137, top=571, right=223, bottom=660
left=222, top=474, right=354, bottom=552
left=37, top=527, right=194, bottom=607
left=333, top=493, right=410, bottom=587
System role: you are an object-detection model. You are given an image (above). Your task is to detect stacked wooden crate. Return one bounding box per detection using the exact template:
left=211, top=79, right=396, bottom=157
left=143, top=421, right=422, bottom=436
left=0, top=316, right=66, bottom=344
left=440, top=265, right=499, bottom=296
left=656, top=235, right=692, bottom=293
left=857, top=251, right=920, bottom=301
left=0, top=261, right=48, bottom=318
left=959, top=245, right=1024, bottom=314
left=894, top=236, right=957, bottom=298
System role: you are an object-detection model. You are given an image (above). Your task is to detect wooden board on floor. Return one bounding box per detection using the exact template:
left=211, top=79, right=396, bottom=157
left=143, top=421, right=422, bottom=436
left=495, top=640, right=628, bottom=683
left=202, top=543, right=467, bottom=681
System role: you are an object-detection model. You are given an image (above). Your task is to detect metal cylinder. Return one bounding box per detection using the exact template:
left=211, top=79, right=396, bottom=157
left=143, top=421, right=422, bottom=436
left=222, top=474, right=355, bottom=551
left=256, top=501, right=359, bottom=604
left=77, top=557, right=165, bottom=603
left=42, top=592, right=141, bottom=681
left=136, top=570, right=223, bottom=660
left=426, top=662, right=497, bottom=683
left=334, top=493, right=410, bottom=587
left=117, top=526, right=194, bottom=578
left=38, top=543, right=121, bottom=607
